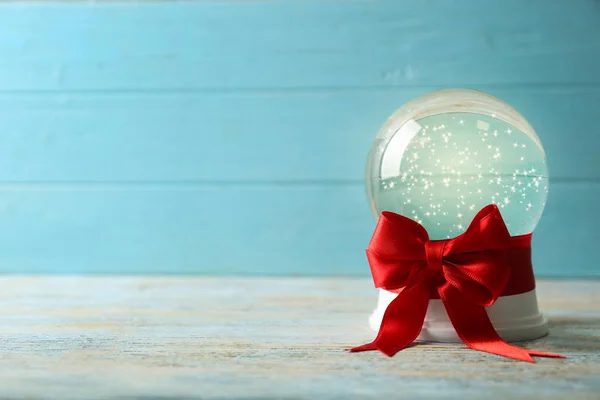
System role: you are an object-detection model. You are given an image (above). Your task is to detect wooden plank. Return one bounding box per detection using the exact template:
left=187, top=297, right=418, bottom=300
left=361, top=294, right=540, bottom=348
left=0, top=86, right=597, bottom=181
left=0, top=0, right=598, bottom=90
left=0, top=276, right=597, bottom=399
left=0, top=181, right=596, bottom=277
left=0, top=183, right=373, bottom=275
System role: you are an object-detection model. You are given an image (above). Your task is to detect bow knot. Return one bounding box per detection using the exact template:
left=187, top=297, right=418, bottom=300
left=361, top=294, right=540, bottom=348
left=424, top=241, right=445, bottom=276
left=349, top=204, right=564, bottom=363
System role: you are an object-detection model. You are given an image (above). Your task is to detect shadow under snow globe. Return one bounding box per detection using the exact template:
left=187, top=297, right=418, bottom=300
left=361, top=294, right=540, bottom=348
left=366, top=89, right=549, bottom=342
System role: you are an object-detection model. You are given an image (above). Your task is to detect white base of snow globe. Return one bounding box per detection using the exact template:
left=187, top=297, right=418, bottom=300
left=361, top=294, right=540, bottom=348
left=369, top=288, right=548, bottom=343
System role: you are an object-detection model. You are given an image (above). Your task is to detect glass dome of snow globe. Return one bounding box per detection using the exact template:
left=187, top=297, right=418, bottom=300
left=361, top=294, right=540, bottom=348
left=365, top=89, right=548, bottom=240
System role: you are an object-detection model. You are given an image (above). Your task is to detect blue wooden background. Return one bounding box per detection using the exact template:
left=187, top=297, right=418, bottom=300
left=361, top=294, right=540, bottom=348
left=0, top=0, right=598, bottom=277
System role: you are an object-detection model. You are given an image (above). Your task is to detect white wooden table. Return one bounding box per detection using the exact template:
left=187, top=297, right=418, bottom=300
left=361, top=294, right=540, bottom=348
left=0, top=277, right=598, bottom=399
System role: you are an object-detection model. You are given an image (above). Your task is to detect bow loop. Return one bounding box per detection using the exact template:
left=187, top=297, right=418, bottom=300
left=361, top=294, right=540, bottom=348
left=366, top=211, right=429, bottom=291
left=444, top=204, right=512, bottom=255
left=441, top=204, right=512, bottom=306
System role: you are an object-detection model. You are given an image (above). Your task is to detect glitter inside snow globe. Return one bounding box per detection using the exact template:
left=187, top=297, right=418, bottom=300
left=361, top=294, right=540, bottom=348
left=366, top=89, right=549, bottom=342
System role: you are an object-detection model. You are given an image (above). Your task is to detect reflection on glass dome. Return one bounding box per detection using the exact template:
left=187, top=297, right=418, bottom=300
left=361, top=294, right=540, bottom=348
left=366, top=89, right=548, bottom=240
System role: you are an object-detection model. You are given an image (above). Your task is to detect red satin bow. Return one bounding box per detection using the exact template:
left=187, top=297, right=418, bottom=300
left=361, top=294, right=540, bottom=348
left=349, top=204, right=564, bottom=362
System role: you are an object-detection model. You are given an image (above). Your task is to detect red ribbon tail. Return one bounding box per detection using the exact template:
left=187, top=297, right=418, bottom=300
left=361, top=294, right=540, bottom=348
left=440, top=284, right=564, bottom=363
left=527, top=350, right=565, bottom=359
left=346, top=342, right=377, bottom=352
left=349, top=278, right=430, bottom=357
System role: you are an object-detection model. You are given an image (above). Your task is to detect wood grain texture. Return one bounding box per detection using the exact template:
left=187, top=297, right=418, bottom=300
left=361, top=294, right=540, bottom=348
left=0, top=0, right=598, bottom=90
left=0, top=87, right=598, bottom=181
left=0, top=277, right=597, bottom=399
